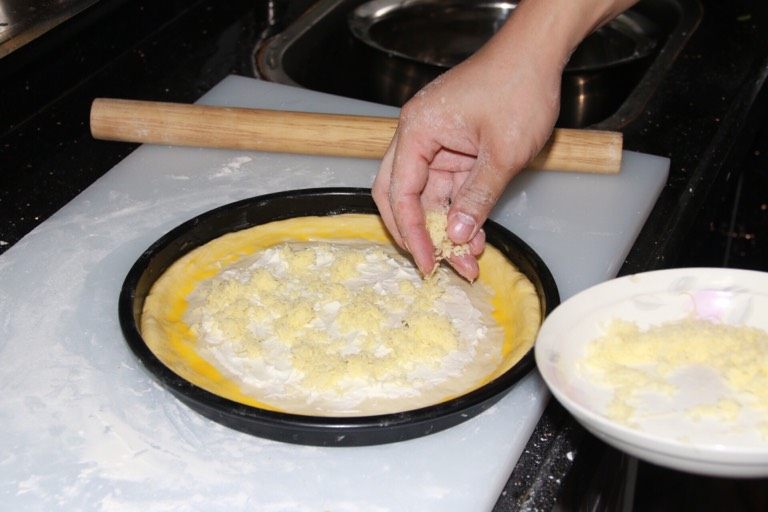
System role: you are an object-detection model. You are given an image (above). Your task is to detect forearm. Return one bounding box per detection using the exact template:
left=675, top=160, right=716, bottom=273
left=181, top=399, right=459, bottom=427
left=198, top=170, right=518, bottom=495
left=479, top=0, right=640, bottom=76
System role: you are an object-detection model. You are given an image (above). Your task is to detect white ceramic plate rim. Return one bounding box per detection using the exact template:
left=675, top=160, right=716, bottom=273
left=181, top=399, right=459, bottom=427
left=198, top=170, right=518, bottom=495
left=535, top=267, right=768, bottom=471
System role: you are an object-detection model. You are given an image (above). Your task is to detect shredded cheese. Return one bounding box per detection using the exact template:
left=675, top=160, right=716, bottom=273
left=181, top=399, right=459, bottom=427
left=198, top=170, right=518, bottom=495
left=426, top=207, right=470, bottom=262
left=186, top=241, right=494, bottom=414
left=581, top=318, right=768, bottom=432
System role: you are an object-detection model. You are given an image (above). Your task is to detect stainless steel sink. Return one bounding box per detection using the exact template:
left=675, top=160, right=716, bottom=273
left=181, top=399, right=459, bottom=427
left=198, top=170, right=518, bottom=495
left=0, top=0, right=100, bottom=58
left=254, top=0, right=701, bottom=129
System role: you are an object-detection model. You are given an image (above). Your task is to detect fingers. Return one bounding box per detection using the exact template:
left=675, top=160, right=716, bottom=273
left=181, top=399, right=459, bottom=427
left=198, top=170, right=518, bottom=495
left=388, top=122, right=444, bottom=276
left=420, top=170, right=454, bottom=208
left=447, top=253, right=479, bottom=281
left=468, top=228, right=486, bottom=257
left=447, top=147, right=521, bottom=245
left=445, top=141, right=524, bottom=283
left=374, top=120, right=468, bottom=278
left=444, top=228, right=484, bottom=281
left=430, top=148, right=476, bottom=173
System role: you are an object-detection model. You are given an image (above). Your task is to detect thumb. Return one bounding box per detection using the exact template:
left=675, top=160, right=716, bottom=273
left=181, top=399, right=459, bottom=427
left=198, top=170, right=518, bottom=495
left=447, top=151, right=517, bottom=244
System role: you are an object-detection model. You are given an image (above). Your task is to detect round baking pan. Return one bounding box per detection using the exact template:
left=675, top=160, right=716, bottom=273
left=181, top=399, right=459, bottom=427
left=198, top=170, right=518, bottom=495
left=119, top=188, right=559, bottom=446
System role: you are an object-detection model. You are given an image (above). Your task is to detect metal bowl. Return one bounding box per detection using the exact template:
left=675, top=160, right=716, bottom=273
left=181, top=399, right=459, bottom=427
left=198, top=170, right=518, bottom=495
left=119, top=188, right=559, bottom=446
left=350, top=0, right=516, bottom=68
left=348, top=0, right=660, bottom=126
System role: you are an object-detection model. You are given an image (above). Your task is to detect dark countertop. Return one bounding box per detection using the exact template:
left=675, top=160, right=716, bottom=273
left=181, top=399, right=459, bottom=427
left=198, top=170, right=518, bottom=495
left=1, top=0, right=767, bottom=510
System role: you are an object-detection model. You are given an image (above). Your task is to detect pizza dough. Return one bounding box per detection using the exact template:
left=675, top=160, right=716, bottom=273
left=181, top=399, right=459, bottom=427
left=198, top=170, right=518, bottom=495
left=141, top=213, right=541, bottom=416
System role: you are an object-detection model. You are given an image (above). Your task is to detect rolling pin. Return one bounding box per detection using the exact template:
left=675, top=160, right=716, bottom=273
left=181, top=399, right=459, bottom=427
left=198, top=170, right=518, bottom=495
left=90, top=98, right=623, bottom=174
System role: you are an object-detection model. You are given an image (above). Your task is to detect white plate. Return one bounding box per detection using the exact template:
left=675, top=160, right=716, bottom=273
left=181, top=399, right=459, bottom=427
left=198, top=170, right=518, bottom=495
left=535, top=267, right=768, bottom=477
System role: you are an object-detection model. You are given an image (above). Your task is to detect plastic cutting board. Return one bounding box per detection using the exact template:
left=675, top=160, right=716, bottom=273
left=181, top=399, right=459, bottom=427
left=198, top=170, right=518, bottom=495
left=0, top=75, right=669, bottom=511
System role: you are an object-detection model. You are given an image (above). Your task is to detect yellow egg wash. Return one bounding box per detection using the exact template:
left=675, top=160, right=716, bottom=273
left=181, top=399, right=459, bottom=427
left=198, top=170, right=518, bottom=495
left=140, top=214, right=541, bottom=415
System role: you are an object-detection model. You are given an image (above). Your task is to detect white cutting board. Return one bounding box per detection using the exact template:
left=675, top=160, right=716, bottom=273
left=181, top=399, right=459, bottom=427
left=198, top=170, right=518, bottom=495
left=0, top=76, right=669, bottom=511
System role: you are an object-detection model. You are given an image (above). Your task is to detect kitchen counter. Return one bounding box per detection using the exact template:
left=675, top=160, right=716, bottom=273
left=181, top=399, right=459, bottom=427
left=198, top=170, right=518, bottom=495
left=1, top=0, right=767, bottom=509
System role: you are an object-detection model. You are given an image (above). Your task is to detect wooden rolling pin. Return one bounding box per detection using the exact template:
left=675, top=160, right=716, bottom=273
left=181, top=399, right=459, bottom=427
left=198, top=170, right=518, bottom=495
left=90, top=98, right=623, bottom=173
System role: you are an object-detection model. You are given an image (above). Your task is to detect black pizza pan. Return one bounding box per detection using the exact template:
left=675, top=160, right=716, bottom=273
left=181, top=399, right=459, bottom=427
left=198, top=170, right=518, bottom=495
left=119, top=188, right=560, bottom=446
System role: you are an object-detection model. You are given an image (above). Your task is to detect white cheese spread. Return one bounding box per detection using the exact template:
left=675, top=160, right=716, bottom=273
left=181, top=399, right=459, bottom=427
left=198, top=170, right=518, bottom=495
left=185, top=241, right=502, bottom=415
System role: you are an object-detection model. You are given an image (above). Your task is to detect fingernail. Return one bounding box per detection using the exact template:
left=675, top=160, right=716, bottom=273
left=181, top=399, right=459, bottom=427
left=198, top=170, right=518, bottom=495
left=452, top=255, right=479, bottom=282
left=448, top=212, right=477, bottom=243
left=463, top=259, right=479, bottom=282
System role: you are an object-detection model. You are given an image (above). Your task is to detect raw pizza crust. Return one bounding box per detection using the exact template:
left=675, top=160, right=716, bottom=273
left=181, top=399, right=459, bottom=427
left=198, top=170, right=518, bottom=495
left=140, top=214, right=541, bottom=416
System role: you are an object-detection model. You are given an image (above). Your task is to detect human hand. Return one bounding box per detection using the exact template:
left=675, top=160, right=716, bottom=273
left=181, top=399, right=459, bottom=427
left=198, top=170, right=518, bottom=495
left=372, top=19, right=561, bottom=280
left=372, top=0, right=636, bottom=281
